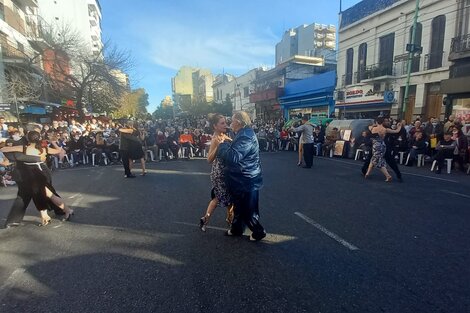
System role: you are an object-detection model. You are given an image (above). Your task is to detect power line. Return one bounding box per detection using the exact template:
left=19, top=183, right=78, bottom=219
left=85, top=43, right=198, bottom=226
left=320, top=3, right=462, bottom=63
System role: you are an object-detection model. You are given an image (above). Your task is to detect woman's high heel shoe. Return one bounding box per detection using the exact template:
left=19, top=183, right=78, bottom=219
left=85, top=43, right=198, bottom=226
left=199, top=215, right=209, bottom=232
left=385, top=176, right=392, bottom=182
left=39, top=218, right=51, bottom=227
left=62, top=209, right=74, bottom=222
left=141, top=171, right=147, bottom=176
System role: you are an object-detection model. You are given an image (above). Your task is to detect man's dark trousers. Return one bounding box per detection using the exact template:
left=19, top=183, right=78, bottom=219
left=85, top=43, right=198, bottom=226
left=230, top=190, right=266, bottom=240
left=303, top=143, right=314, bottom=168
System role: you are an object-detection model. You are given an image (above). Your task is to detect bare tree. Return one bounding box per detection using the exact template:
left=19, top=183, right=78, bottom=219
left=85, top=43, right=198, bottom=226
left=40, top=23, right=134, bottom=113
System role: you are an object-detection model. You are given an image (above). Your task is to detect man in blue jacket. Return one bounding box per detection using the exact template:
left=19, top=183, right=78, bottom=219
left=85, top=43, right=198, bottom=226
left=217, top=111, right=266, bottom=241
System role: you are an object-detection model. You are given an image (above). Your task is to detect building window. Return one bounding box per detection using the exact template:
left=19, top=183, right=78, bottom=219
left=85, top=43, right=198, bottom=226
left=0, top=2, right=4, bottom=21
left=345, top=48, right=354, bottom=85
left=409, top=23, right=422, bottom=73
left=243, top=87, right=249, bottom=98
left=357, top=43, right=367, bottom=82
left=428, top=15, right=446, bottom=70
left=379, top=33, right=395, bottom=75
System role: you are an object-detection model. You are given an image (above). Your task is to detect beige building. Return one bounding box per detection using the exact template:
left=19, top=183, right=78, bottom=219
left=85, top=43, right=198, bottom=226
left=171, top=66, right=214, bottom=110
left=336, top=0, right=457, bottom=122
left=110, top=69, right=130, bottom=90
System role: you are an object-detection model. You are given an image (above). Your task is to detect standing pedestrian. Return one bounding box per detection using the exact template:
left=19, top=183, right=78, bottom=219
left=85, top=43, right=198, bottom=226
left=290, top=116, right=314, bottom=168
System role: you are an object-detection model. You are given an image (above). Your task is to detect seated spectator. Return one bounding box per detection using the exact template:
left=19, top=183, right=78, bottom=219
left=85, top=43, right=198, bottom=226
left=352, top=130, right=371, bottom=158
left=433, top=132, right=457, bottom=174
left=313, top=127, right=325, bottom=156
left=167, top=128, right=180, bottom=159
left=144, top=128, right=158, bottom=161
left=69, top=131, right=85, bottom=165
left=323, top=127, right=340, bottom=156
left=179, top=128, right=195, bottom=159
left=452, top=126, right=468, bottom=172
left=405, top=131, right=427, bottom=166
left=156, top=130, right=170, bottom=160
left=6, top=129, right=28, bottom=147
left=280, top=128, right=289, bottom=150
left=409, top=120, right=426, bottom=141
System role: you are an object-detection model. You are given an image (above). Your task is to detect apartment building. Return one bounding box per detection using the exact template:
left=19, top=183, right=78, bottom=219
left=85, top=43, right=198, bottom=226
left=171, top=66, right=214, bottom=111
left=37, top=0, right=103, bottom=55
left=336, top=0, right=457, bottom=122
left=0, top=0, right=44, bottom=118
left=212, top=69, right=258, bottom=118
left=276, top=23, right=336, bottom=65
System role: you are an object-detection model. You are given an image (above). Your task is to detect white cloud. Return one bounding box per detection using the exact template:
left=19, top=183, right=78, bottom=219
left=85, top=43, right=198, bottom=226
left=147, top=22, right=275, bottom=73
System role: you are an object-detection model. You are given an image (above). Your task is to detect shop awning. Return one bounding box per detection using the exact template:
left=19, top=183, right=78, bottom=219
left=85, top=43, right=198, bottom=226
left=441, top=77, right=470, bottom=94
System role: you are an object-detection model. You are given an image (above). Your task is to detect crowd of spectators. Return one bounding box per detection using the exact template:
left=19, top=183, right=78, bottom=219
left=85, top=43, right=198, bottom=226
left=0, top=113, right=469, bottom=187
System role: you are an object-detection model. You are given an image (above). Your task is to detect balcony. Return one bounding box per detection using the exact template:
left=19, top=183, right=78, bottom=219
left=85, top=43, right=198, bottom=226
left=449, top=62, right=470, bottom=79
left=0, top=39, right=31, bottom=62
left=361, top=62, right=394, bottom=81
left=16, top=0, right=38, bottom=8
left=25, top=15, right=50, bottom=51
left=449, top=34, right=470, bottom=61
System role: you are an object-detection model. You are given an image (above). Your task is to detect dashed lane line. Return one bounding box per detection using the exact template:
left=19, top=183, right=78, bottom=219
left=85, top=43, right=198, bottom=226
left=294, top=212, right=359, bottom=251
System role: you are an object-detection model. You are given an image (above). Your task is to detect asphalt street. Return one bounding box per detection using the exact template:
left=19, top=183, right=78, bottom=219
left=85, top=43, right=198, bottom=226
left=0, top=152, right=469, bottom=313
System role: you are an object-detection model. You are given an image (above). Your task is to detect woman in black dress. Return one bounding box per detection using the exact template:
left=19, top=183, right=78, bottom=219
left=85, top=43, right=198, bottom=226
left=1, top=131, right=74, bottom=226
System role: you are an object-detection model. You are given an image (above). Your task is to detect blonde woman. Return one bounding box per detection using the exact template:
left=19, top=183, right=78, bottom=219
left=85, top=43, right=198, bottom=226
left=199, top=114, right=234, bottom=231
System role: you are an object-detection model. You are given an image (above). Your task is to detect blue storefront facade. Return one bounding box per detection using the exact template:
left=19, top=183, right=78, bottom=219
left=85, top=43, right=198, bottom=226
left=279, top=71, right=336, bottom=119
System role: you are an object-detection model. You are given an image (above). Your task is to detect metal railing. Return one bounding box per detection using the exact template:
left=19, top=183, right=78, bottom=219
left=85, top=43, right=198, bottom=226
left=451, top=34, right=470, bottom=54
left=362, top=62, right=394, bottom=79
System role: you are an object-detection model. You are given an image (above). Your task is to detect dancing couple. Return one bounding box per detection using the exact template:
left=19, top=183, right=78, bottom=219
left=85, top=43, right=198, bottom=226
left=199, top=111, right=266, bottom=241
left=364, top=117, right=402, bottom=182
left=2, top=131, right=74, bottom=227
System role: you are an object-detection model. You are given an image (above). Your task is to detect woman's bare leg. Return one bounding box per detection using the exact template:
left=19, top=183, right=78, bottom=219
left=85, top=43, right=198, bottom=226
left=365, top=163, right=374, bottom=177
left=141, top=158, right=146, bottom=174
left=199, top=198, right=218, bottom=231
left=380, top=167, right=392, bottom=181
left=226, top=204, right=234, bottom=226
left=298, top=144, right=303, bottom=165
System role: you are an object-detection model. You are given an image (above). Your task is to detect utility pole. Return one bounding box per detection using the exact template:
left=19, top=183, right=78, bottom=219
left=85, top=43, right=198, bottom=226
left=401, top=0, right=421, bottom=121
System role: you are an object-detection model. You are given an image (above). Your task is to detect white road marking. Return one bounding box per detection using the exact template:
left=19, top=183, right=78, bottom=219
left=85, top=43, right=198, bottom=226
left=294, top=212, right=359, bottom=251
left=318, top=157, right=459, bottom=183
left=68, top=193, right=81, bottom=199
left=400, top=172, right=458, bottom=183
left=442, top=190, right=470, bottom=199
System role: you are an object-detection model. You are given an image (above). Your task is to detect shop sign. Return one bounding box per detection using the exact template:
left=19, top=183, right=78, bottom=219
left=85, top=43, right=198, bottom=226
left=339, top=85, right=386, bottom=104
left=0, top=103, right=11, bottom=112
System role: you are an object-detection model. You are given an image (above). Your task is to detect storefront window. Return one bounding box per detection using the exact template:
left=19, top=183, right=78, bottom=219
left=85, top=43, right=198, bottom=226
left=452, top=98, right=470, bottom=123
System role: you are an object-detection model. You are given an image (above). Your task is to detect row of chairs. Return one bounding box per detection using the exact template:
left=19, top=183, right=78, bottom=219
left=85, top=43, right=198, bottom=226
left=354, top=149, right=468, bottom=174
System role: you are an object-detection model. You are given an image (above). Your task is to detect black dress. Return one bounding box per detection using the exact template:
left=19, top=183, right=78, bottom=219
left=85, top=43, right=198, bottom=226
left=128, top=130, right=144, bottom=160
left=21, top=147, right=62, bottom=211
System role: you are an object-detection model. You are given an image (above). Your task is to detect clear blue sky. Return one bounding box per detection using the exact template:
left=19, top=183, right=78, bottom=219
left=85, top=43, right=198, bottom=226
left=100, top=0, right=362, bottom=113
